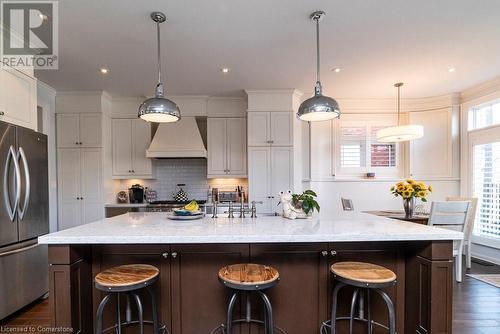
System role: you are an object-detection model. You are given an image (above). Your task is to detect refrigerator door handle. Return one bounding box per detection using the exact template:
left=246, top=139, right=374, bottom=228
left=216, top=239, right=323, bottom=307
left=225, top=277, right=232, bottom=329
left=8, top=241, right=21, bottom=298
left=3, top=145, right=21, bottom=221
left=17, top=147, right=30, bottom=221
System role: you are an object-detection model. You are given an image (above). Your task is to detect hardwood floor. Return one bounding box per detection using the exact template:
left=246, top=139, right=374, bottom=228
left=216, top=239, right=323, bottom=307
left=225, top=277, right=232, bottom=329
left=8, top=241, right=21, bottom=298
left=1, top=260, right=499, bottom=333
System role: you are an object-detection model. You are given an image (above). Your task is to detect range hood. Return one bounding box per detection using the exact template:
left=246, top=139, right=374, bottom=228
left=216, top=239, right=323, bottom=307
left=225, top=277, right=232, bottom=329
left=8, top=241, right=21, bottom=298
left=146, top=117, right=207, bottom=158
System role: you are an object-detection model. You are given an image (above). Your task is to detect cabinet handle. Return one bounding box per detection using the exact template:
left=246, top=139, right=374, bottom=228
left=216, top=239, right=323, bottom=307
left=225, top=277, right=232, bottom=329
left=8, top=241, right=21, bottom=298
left=79, top=142, right=83, bottom=145
left=132, top=170, right=135, bottom=173
left=270, top=140, right=274, bottom=144
left=171, top=252, right=178, bottom=259
left=162, top=252, right=169, bottom=259
left=330, top=250, right=337, bottom=257
left=76, top=197, right=80, bottom=200
left=80, top=197, right=84, bottom=200
left=321, top=250, right=328, bottom=257
left=75, top=142, right=79, bottom=145
left=0, top=111, right=4, bottom=116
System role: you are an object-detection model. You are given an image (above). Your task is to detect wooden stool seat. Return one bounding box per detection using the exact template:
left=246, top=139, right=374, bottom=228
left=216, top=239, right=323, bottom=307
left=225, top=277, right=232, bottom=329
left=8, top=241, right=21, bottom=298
left=95, top=264, right=159, bottom=291
left=331, top=261, right=396, bottom=285
left=218, top=263, right=279, bottom=290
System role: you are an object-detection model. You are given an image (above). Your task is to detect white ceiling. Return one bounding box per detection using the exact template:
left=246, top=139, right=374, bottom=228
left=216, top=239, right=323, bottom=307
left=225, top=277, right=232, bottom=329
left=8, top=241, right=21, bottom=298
left=36, top=0, right=500, bottom=98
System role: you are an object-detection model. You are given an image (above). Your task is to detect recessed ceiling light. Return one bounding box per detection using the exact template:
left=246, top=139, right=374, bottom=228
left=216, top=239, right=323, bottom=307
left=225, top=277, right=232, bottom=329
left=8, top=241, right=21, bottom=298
left=332, top=67, right=341, bottom=73
left=448, top=67, right=456, bottom=73
left=99, top=68, right=109, bottom=74
left=221, top=67, right=230, bottom=73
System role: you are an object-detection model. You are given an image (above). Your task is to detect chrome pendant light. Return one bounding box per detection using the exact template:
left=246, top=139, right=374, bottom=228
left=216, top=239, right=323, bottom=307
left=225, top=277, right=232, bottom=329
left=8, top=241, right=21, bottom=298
left=376, top=83, right=423, bottom=142
left=138, top=12, right=180, bottom=123
left=297, top=11, right=340, bottom=122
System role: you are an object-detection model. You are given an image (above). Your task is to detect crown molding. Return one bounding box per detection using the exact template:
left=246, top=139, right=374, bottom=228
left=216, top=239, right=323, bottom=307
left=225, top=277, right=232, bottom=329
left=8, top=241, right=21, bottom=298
left=460, top=75, right=500, bottom=103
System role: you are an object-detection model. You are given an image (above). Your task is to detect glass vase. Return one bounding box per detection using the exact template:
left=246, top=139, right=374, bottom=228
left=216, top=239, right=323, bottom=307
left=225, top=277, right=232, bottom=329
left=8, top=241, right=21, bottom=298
left=403, top=197, right=415, bottom=218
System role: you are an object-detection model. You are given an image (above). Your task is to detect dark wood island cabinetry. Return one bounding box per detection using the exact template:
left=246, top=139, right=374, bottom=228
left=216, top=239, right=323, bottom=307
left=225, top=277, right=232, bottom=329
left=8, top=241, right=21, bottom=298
left=47, top=241, right=454, bottom=334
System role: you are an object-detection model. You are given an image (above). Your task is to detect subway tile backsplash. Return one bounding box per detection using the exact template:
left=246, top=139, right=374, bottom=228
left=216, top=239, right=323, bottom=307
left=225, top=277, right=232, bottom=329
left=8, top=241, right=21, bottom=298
left=115, top=159, right=247, bottom=202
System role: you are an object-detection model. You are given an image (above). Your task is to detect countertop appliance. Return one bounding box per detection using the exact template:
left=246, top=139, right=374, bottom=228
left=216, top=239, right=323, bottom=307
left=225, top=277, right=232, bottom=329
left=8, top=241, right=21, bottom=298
left=129, top=184, right=145, bottom=204
left=0, top=121, right=49, bottom=320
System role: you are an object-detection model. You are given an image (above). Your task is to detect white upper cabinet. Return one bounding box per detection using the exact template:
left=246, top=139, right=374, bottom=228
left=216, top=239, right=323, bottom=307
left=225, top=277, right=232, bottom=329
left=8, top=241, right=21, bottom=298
left=207, top=118, right=247, bottom=178
left=0, top=67, right=37, bottom=130
left=270, top=112, right=293, bottom=146
left=111, top=119, right=152, bottom=179
left=409, top=108, right=455, bottom=179
left=248, top=111, right=293, bottom=146
left=57, top=113, right=102, bottom=148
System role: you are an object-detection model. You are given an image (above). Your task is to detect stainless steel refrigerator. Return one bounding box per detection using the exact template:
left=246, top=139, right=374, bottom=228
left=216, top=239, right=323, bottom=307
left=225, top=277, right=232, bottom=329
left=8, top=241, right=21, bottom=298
left=0, top=121, right=49, bottom=320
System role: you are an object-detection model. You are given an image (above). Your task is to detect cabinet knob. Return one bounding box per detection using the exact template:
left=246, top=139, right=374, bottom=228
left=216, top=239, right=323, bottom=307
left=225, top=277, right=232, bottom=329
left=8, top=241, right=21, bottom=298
left=162, top=252, right=169, bottom=259
left=76, top=197, right=80, bottom=200
left=330, top=250, right=337, bottom=257
left=75, top=142, right=79, bottom=145
left=132, top=170, right=135, bottom=173
left=79, top=142, right=83, bottom=145
left=80, top=197, right=84, bottom=200
left=171, top=252, right=178, bottom=259
left=0, top=111, right=4, bottom=116
left=321, top=250, right=328, bottom=257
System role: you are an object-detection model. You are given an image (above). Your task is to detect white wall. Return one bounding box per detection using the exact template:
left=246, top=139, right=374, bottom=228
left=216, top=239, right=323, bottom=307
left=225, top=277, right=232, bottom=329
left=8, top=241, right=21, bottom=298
left=37, top=81, right=57, bottom=232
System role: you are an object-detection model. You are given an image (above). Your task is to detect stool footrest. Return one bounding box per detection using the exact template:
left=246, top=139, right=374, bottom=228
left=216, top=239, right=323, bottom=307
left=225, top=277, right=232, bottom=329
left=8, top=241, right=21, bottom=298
left=210, top=319, right=287, bottom=334
left=320, top=318, right=389, bottom=333
left=101, top=320, right=169, bottom=334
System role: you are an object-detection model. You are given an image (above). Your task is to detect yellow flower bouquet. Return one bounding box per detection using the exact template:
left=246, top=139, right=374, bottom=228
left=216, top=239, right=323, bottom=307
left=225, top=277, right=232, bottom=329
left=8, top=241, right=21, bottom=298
left=390, top=179, right=432, bottom=217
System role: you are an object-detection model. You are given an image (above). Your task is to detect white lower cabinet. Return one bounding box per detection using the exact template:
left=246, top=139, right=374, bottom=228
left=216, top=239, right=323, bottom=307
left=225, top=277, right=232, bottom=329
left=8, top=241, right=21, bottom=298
left=248, top=146, right=293, bottom=214
left=57, top=148, right=103, bottom=230
left=112, top=119, right=153, bottom=179
left=0, top=66, right=37, bottom=130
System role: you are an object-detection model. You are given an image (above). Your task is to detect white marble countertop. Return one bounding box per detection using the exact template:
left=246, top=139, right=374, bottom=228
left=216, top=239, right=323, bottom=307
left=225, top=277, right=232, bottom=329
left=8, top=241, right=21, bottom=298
left=38, top=212, right=463, bottom=245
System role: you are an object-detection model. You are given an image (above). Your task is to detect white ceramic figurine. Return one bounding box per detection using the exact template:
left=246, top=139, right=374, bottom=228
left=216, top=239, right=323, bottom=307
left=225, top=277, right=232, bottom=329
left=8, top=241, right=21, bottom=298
left=279, top=191, right=307, bottom=219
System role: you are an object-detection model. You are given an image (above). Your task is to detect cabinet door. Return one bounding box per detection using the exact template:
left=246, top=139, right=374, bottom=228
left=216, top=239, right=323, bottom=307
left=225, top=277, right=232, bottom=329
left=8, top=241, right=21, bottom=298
left=207, top=118, right=227, bottom=177
left=250, top=244, right=329, bottom=334
left=0, top=67, right=37, bottom=130
left=248, top=112, right=270, bottom=146
left=131, top=119, right=152, bottom=177
left=79, top=113, right=102, bottom=147
left=80, top=149, right=103, bottom=224
left=248, top=147, right=272, bottom=213
left=112, top=119, right=133, bottom=176
left=270, top=112, right=293, bottom=146
left=409, top=108, right=452, bottom=179
left=270, top=147, right=293, bottom=213
left=226, top=118, right=247, bottom=176
left=170, top=244, right=249, bottom=334
left=56, top=114, right=80, bottom=148
left=57, top=149, right=81, bottom=230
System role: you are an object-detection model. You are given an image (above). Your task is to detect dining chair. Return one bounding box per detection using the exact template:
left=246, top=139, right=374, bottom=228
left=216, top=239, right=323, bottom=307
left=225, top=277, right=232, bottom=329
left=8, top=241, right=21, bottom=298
left=428, top=201, right=471, bottom=282
left=446, top=197, right=478, bottom=269
left=341, top=198, right=354, bottom=211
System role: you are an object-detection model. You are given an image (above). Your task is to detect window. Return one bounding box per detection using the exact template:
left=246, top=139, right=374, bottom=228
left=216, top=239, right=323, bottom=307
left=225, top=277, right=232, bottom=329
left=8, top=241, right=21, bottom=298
left=469, top=101, right=500, bottom=130
left=337, top=116, right=399, bottom=177
left=472, top=141, right=500, bottom=241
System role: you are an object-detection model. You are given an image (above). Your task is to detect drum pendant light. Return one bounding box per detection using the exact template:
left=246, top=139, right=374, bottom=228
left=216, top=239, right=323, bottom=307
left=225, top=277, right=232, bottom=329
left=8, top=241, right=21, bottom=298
left=376, top=83, right=424, bottom=142
left=138, top=12, right=180, bottom=123
left=297, top=11, right=340, bottom=122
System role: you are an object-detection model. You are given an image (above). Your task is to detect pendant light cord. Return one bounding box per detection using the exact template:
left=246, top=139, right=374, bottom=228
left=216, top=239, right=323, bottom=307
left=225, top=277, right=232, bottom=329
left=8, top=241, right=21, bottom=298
left=316, top=17, right=320, bottom=84
left=156, top=21, right=162, bottom=85
left=397, top=85, right=400, bottom=125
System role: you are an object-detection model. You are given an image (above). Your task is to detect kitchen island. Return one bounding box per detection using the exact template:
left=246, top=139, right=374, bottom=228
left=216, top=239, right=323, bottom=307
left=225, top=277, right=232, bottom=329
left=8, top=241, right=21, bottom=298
left=39, top=212, right=462, bottom=334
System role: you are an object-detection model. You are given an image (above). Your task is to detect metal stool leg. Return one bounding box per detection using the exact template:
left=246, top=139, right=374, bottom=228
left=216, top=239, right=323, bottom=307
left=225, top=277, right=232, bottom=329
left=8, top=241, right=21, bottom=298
left=374, top=289, right=396, bottom=334
left=132, top=292, right=144, bottom=334
left=116, top=293, right=122, bottom=334
left=349, top=289, right=359, bottom=334
left=366, top=289, right=372, bottom=334
left=330, top=282, right=345, bottom=334
left=258, top=291, right=274, bottom=334
left=147, top=287, right=160, bottom=334
left=226, top=291, right=238, bottom=334
left=95, top=294, right=112, bottom=334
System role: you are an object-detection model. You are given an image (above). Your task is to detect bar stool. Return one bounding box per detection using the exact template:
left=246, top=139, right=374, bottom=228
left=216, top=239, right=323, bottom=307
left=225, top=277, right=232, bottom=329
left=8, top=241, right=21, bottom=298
left=211, top=263, right=285, bottom=334
left=321, top=261, right=397, bottom=334
left=94, top=264, right=167, bottom=334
